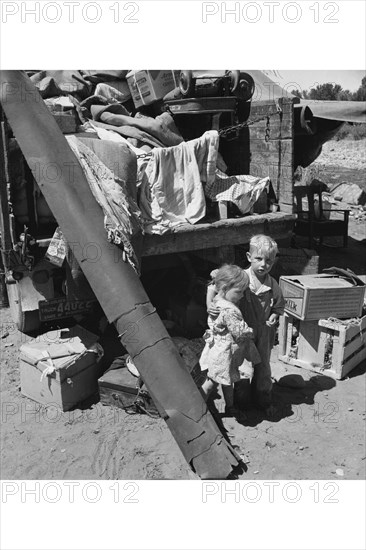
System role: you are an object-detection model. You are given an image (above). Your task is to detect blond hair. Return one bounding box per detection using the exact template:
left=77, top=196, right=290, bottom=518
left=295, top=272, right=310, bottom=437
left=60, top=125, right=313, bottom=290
left=214, top=264, right=249, bottom=293
left=249, top=234, right=278, bottom=260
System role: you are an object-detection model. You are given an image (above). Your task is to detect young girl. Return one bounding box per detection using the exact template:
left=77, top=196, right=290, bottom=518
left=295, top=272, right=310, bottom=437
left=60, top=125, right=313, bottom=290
left=200, top=264, right=261, bottom=417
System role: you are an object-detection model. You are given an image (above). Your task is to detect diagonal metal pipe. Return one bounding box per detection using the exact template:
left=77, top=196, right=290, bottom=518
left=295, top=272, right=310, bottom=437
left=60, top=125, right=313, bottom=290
left=0, top=70, right=241, bottom=479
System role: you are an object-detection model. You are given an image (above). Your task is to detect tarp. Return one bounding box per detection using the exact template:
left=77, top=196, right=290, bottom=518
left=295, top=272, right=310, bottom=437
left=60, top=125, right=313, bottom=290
left=248, top=71, right=366, bottom=124
left=249, top=70, right=295, bottom=102
left=246, top=72, right=366, bottom=166
left=301, top=100, right=366, bottom=123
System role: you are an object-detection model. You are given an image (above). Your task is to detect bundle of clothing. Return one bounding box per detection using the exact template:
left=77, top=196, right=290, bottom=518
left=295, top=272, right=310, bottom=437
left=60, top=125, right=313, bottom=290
left=137, top=130, right=270, bottom=234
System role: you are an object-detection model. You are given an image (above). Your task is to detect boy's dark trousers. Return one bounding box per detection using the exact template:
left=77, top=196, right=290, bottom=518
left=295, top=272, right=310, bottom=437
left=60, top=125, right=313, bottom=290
left=239, top=292, right=276, bottom=408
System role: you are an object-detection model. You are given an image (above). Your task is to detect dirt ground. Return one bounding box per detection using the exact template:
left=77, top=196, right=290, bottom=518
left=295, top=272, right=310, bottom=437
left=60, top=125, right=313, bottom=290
left=1, top=139, right=365, bottom=481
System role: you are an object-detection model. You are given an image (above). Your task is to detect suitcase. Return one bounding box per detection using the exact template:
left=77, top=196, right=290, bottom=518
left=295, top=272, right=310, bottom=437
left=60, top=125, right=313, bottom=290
left=20, top=325, right=102, bottom=411
left=98, top=367, right=162, bottom=418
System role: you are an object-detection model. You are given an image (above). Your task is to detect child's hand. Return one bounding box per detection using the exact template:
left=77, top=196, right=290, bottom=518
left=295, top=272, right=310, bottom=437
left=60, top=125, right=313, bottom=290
left=266, top=313, right=279, bottom=327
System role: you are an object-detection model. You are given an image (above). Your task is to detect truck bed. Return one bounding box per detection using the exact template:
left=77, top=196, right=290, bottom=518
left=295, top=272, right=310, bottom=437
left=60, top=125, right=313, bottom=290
left=142, top=212, right=295, bottom=256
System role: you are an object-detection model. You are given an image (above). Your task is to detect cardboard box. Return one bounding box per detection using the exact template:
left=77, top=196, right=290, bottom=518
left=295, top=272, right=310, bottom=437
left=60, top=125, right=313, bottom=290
left=45, top=227, right=67, bottom=267
left=280, top=274, right=366, bottom=321
left=53, top=111, right=77, bottom=134
left=126, top=70, right=177, bottom=108
left=20, top=326, right=102, bottom=411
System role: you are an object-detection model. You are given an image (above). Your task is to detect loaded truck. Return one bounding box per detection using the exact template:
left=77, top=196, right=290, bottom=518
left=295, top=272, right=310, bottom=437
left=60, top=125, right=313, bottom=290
left=1, top=70, right=348, bottom=479
left=0, top=70, right=307, bottom=334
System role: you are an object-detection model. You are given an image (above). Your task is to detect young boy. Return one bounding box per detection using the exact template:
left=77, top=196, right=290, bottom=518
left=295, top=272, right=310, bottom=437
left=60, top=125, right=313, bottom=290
left=242, top=234, right=284, bottom=410
left=207, top=234, right=284, bottom=412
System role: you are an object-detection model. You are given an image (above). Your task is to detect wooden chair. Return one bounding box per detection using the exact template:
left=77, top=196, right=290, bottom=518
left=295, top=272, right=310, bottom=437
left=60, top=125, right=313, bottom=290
left=293, top=184, right=349, bottom=248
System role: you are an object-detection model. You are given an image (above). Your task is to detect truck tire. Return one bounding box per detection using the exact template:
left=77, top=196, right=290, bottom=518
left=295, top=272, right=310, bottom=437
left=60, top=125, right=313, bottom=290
left=236, top=72, right=255, bottom=101
left=7, top=282, right=41, bottom=335
left=179, top=71, right=195, bottom=97
left=227, top=70, right=240, bottom=93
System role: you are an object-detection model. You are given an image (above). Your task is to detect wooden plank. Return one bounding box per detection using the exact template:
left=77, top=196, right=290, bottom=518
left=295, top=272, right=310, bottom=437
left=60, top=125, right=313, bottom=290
left=319, top=316, right=366, bottom=335
left=344, top=317, right=366, bottom=341
left=279, top=313, right=293, bottom=356
left=249, top=117, right=292, bottom=130
left=341, top=347, right=366, bottom=379
left=250, top=138, right=293, bottom=156
left=251, top=98, right=295, bottom=211
left=277, top=191, right=294, bottom=204
left=278, top=315, right=286, bottom=355
left=328, top=330, right=343, bottom=372
left=318, top=327, right=329, bottom=367
left=278, top=355, right=321, bottom=371
left=286, top=316, right=293, bottom=357
left=250, top=153, right=292, bottom=168
left=278, top=203, right=294, bottom=214
left=278, top=354, right=341, bottom=379
left=342, top=321, right=365, bottom=344
left=35, top=205, right=295, bottom=256
left=343, top=330, right=366, bottom=362
left=251, top=139, right=293, bottom=168
left=250, top=98, right=294, bottom=115
left=251, top=162, right=294, bottom=180
left=249, top=123, right=292, bottom=141
left=250, top=161, right=293, bottom=182
left=250, top=156, right=294, bottom=209
left=142, top=213, right=295, bottom=256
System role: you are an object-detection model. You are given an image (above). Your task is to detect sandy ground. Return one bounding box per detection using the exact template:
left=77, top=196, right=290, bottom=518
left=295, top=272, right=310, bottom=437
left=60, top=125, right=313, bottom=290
left=1, top=139, right=365, bottom=481
left=315, top=138, right=366, bottom=171
left=313, top=138, right=366, bottom=194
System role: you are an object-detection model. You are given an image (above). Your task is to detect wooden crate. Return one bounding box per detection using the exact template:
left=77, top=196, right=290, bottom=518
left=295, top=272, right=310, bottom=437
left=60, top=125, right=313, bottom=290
left=278, top=312, right=366, bottom=380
